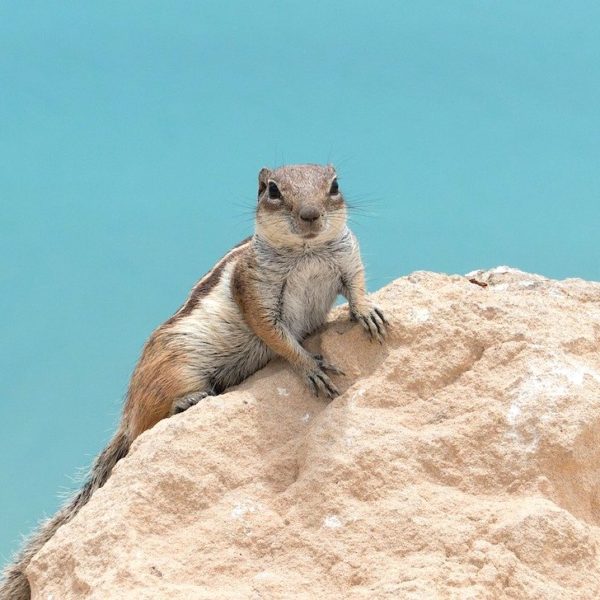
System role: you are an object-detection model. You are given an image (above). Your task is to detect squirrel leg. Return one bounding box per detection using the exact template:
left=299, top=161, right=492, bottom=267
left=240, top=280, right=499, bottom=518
left=170, top=390, right=212, bottom=416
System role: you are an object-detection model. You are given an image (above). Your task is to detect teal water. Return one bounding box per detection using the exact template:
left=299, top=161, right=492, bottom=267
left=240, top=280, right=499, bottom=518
left=1, top=1, right=599, bottom=563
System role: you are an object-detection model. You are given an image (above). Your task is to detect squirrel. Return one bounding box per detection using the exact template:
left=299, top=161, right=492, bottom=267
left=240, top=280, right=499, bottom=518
left=0, top=163, right=387, bottom=599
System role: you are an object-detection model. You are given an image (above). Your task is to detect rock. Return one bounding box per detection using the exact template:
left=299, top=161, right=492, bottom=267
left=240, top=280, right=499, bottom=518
left=27, top=269, right=600, bottom=599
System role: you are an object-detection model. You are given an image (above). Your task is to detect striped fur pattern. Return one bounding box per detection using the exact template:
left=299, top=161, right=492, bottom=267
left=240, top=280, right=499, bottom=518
left=0, top=164, right=386, bottom=599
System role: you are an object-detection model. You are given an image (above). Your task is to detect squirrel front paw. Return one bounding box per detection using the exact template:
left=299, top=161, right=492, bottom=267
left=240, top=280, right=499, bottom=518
left=351, top=305, right=388, bottom=343
left=302, top=354, right=344, bottom=399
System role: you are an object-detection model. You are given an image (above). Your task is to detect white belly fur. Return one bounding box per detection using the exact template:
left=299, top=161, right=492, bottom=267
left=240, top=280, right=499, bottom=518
left=280, top=255, right=340, bottom=339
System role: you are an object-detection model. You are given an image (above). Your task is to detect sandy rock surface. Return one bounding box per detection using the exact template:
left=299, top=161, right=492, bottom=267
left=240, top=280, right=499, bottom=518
left=28, top=268, right=600, bottom=599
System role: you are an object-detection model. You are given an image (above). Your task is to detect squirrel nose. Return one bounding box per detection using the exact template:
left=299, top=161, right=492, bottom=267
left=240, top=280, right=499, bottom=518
left=299, top=206, right=321, bottom=223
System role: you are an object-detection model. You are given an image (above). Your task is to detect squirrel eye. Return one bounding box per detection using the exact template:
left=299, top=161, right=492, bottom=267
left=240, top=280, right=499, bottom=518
left=329, top=178, right=339, bottom=195
left=268, top=181, right=281, bottom=200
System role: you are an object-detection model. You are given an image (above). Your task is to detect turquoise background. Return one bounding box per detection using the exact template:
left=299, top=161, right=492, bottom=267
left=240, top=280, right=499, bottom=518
left=1, top=1, right=599, bottom=563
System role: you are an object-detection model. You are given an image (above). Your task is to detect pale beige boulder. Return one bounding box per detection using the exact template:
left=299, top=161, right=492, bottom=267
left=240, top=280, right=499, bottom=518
left=28, top=268, right=600, bottom=599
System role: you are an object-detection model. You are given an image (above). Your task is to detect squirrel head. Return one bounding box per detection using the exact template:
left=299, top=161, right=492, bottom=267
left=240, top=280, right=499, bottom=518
left=255, top=164, right=347, bottom=247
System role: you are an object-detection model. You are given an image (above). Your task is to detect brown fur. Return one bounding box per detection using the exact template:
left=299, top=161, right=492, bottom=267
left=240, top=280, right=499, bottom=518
left=124, top=338, right=194, bottom=438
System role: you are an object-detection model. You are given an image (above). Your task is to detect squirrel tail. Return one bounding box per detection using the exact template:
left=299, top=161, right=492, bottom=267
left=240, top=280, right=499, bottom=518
left=0, top=428, right=130, bottom=599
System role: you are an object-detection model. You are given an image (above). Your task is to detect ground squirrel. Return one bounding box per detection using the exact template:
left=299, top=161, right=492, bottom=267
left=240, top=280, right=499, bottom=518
left=1, top=163, right=387, bottom=599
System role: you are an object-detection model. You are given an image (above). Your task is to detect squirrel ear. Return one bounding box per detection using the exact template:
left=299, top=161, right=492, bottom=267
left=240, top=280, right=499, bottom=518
left=258, top=167, right=271, bottom=200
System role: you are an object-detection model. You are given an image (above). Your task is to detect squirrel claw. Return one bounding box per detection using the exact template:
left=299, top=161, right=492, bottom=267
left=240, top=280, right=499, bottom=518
left=307, top=371, right=339, bottom=399
left=312, top=353, right=345, bottom=376
left=304, top=357, right=340, bottom=400
left=353, top=305, right=388, bottom=343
